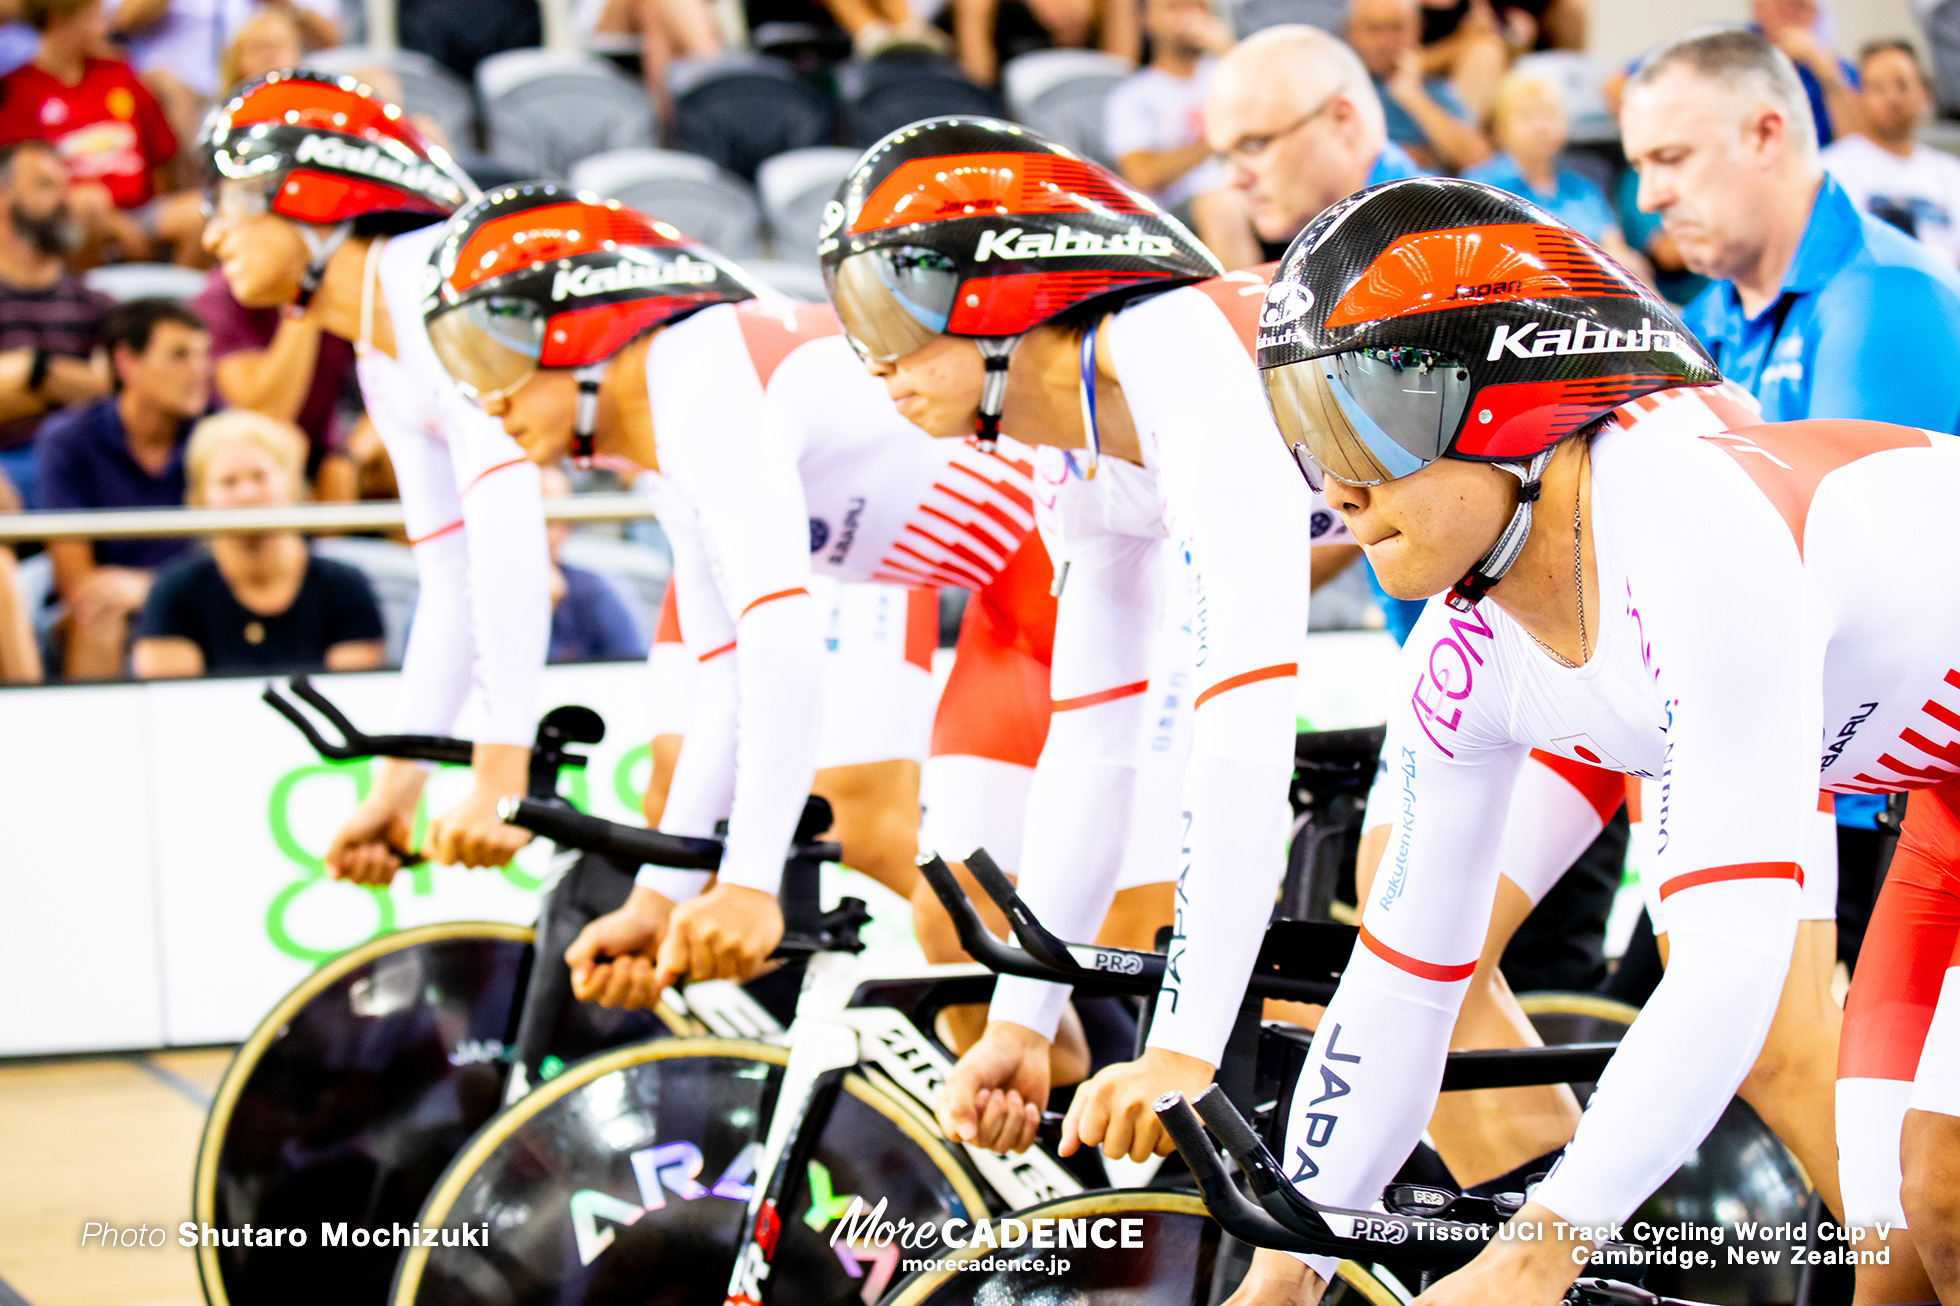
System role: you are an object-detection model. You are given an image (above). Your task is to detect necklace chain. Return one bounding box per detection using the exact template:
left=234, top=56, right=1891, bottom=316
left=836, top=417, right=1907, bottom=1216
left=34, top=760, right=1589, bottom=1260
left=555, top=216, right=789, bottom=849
left=1524, top=481, right=1587, bottom=669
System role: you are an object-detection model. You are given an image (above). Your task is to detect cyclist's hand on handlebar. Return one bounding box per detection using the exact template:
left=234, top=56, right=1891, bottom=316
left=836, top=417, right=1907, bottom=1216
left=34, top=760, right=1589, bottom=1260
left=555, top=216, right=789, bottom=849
left=425, top=743, right=533, bottom=868
left=654, top=884, right=784, bottom=989
left=1061, top=1046, right=1214, bottom=1163
left=1412, top=1202, right=1588, bottom=1306
left=567, top=886, right=677, bottom=1008
left=325, top=761, right=424, bottom=885
left=1220, top=1248, right=1326, bottom=1306
left=936, top=1021, right=1050, bottom=1153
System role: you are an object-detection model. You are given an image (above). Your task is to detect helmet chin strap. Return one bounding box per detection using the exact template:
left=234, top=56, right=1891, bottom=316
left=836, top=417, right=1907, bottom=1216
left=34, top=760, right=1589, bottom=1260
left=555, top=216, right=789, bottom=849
left=294, top=220, right=354, bottom=310
left=1447, top=447, right=1556, bottom=611
left=572, top=363, right=606, bottom=467
left=974, top=336, right=1017, bottom=451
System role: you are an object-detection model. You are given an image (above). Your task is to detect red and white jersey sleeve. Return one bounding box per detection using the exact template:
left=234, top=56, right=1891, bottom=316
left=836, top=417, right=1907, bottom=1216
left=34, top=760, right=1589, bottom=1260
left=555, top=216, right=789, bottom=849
left=643, top=304, right=823, bottom=897
left=363, top=223, right=549, bottom=747
left=986, top=280, right=1315, bottom=1061
left=1278, top=388, right=1960, bottom=1280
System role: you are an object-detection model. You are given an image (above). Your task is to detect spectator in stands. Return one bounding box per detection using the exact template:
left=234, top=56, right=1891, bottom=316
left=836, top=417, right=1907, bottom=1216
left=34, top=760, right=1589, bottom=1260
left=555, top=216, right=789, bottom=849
left=540, top=463, right=647, bottom=664
left=1206, top=23, right=1415, bottom=637
left=0, top=140, right=112, bottom=508
left=1346, top=0, right=1489, bottom=173
left=1467, top=70, right=1650, bottom=277
left=192, top=268, right=355, bottom=501
left=36, top=296, right=208, bottom=677
left=133, top=409, right=382, bottom=677
left=217, top=5, right=305, bottom=94
left=1412, top=0, right=1508, bottom=123
left=1104, top=0, right=1235, bottom=251
left=0, top=468, right=42, bottom=680
left=0, top=0, right=206, bottom=264
left=950, top=0, right=1137, bottom=89
left=1824, top=40, right=1960, bottom=265
left=1753, top=0, right=1859, bottom=147
left=578, top=0, right=721, bottom=115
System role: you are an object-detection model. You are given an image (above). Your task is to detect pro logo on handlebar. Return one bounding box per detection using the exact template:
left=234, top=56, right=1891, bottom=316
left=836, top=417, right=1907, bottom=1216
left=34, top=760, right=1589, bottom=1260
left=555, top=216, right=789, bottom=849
left=1087, top=949, right=1144, bottom=976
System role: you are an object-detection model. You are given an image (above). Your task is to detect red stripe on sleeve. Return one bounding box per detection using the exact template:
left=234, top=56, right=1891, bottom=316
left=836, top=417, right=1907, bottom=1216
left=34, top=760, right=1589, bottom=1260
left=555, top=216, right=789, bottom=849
left=463, top=457, right=528, bottom=495
left=1053, top=679, right=1150, bottom=712
left=1527, top=749, right=1628, bottom=823
left=739, top=587, right=809, bottom=618
left=1358, top=923, right=1477, bottom=983
left=408, top=518, right=465, bottom=546
left=1656, top=861, right=1803, bottom=901
left=697, top=640, right=737, bottom=662
left=1193, top=662, right=1296, bottom=711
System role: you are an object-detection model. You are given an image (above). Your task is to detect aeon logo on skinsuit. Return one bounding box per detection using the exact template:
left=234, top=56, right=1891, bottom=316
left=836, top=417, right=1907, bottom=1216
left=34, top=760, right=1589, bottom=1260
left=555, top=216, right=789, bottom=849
left=1408, top=606, right=1499, bottom=758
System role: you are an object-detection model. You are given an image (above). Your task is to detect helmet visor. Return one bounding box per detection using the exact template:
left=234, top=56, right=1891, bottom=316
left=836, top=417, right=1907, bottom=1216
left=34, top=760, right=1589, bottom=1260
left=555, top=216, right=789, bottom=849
left=831, top=246, right=961, bottom=364
left=428, top=297, right=548, bottom=403
left=1264, top=347, right=1472, bottom=492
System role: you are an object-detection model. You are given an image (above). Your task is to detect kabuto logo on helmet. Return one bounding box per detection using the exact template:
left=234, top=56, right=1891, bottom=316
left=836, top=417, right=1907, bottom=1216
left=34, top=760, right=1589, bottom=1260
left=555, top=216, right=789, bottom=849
left=972, top=224, right=1179, bottom=262
left=1487, top=317, right=1689, bottom=361
left=292, top=133, right=468, bottom=207
left=550, top=252, right=723, bottom=301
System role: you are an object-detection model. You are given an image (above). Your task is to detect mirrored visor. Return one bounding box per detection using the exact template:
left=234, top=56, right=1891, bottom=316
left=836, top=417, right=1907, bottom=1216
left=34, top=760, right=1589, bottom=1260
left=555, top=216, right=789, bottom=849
left=831, top=246, right=961, bottom=363
left=1264, top=347, right=1472, bottom=491
left=427, top=297, right=548, bottom=402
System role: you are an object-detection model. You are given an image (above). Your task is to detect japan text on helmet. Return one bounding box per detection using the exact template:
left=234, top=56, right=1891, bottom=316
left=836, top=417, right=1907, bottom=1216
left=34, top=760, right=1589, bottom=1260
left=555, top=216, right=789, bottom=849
left=201, top=69, right=479, bottom=305
left=818, top=116, right=1221, bottom=444
left=1256, top=177, right=1718, bottom=609
left=424, top=182, right=763, bottom=459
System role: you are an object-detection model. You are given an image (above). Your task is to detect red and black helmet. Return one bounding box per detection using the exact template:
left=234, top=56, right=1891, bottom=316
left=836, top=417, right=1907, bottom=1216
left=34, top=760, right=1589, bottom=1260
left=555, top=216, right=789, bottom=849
left=819, top=116, right=1220, bottom=442
left=424, top=182, right=762, bottom=458
left=1257, top=177, right=1717, bottom=606
left=201, top=68, right=476, bottom=228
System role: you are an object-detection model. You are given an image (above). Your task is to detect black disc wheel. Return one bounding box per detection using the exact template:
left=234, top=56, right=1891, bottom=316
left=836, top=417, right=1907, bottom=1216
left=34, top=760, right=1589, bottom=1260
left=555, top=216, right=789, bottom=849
left=194, top=922, right=687, bottom=1306
left=392, top=1038, right=989, bottom=1306
left=879, top=1191, right=1401, bottom=1306
left=1520, top=993, right=1812, bottom=1306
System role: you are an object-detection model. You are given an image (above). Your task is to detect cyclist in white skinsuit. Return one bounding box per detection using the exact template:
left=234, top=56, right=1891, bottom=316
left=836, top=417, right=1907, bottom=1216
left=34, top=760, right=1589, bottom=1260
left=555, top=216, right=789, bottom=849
left=422, top=187, right=1172, bottom=1046
left=199, top=71, right=548, bottom=877
left=1222, top=177, right=1960, bottom=1306
left=816, top=117, right=1352, bottom=1161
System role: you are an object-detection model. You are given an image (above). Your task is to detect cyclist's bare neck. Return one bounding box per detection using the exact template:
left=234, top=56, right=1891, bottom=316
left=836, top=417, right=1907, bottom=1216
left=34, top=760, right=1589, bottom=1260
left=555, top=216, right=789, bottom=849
left=1486, top=438, right=1598, bottom=667
left=305, top=234, right=396, bottom=360
left=998, top=317, right=1141, bottom=466
left=595, top=331, right=660, bottom=470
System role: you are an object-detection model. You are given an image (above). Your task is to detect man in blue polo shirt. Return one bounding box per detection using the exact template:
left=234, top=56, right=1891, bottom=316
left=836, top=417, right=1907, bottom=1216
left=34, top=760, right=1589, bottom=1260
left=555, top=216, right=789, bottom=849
left=37, top=297, right=210, bottom=678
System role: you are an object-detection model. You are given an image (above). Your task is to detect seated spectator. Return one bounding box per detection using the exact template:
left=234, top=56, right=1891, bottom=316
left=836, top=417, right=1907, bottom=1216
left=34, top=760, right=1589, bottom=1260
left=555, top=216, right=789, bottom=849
left=1753, top=0, right=1858, bottom=147
left=216, top=5, right=306, bottom=95
left=1419, top=0, right=1587, bottom=117
left=36, top=296, right=208, bottom=678
left=0, top=140, right=112, bottom=507
left=1467, top=70, right=1650, bottom=277
left=1824, top=40, right=1960, bottom=265
left=0, top=467, right=42, bottom=680
left=191, top=268, right=355, bottom=501
left=949, top=0, right=1137, bottom=88
left=114, top=0, right=336, bottom=120
left=541, top=462, right=648, bottom=664
left=0, top=0, right=205, bottom=264
left=1347, top=0, right=1490, bottom=173
left=133, top=410, right=382, bottom=678
left=576, top=0, right=721, bottom=115
left=1104, top=0, right=1234, bottom=247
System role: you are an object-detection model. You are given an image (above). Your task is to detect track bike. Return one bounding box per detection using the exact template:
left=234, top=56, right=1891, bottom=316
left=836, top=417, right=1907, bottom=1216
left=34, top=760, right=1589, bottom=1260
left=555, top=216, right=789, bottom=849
left=195, top=678, right=833, bottom=1306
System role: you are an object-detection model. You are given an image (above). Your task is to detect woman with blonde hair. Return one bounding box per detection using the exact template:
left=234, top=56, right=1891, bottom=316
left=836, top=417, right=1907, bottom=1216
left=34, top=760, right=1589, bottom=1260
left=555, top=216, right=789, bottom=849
left=132, top=409, right=384, bottom=677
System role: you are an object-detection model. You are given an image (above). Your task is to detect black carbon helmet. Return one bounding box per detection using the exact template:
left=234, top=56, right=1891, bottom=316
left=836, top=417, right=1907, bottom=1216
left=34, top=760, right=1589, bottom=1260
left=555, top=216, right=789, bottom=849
left=819, top=116, right=1221, bottom=442
left=1258, top=177, right=1718, bottom=606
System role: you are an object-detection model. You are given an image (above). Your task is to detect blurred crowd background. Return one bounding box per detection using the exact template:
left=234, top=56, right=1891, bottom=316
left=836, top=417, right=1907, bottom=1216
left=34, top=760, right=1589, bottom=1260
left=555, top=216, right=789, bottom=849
left=0, top=0, right=1946, bottom=687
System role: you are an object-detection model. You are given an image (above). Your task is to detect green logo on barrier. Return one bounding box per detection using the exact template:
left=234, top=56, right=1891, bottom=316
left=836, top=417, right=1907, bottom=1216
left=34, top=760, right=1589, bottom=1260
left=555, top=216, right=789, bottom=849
left=264, top=751, right=637, bottom=965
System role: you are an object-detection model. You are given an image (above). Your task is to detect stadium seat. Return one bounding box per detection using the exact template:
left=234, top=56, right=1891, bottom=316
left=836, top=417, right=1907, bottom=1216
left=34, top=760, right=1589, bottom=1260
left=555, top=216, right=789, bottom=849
left=1930, top=0, right=1960, bottom=118
left=306, top=46, right=479, bottom=151
left=311, top=536, right=420, bottom=666
left=756, top=146, right=859, bottom=262
left=1228, top=0, right=1345, bottom=39
left=476, top=47, right=658, bottom=179
left=1002, top=49, right=1132, bottom=164
left=837, top=54, right=1001, bottom=149
left=668, top=53, right=839, bottom=181
left=568, top=148, right=766, bottom=258
left=741, top=258, right=830, bottom=302
left=82, top=263, right=209, bottom=303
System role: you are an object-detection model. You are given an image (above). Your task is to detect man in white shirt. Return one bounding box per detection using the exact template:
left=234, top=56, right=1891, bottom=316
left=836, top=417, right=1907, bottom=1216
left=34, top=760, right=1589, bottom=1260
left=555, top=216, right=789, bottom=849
left=1103, top=0, right=1237, bottom=249
left=1823, top=38, right=1960, bottom=263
